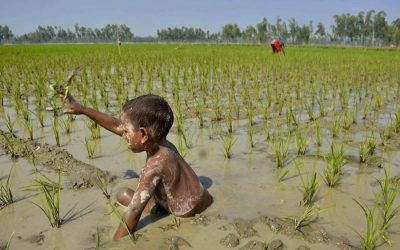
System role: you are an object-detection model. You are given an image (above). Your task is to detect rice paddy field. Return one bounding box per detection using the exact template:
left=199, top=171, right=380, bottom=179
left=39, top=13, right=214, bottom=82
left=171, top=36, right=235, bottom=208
left=1, top=44, right=400, bottom=249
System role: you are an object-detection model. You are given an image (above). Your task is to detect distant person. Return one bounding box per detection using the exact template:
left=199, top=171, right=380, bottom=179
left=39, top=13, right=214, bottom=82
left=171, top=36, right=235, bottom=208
left=60, top=93, right=213, bottom=241
left=271, top=38, right=285, bottom=55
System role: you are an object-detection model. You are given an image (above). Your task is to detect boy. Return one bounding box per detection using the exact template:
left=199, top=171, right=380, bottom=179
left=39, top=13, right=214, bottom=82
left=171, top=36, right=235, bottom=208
left=62, top=94, right=213, bottom=241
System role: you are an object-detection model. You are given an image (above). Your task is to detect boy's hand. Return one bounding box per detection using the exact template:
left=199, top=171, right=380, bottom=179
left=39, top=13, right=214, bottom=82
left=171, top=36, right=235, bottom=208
left=62, top=95, right=85, bottom=115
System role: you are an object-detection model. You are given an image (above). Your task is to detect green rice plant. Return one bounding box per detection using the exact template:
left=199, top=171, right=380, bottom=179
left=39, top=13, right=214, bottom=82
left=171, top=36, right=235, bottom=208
left=53, top=117, right=60, bottom=147
left=362, top=104, right=370, bottom=120
left=317, top=98, right=326, bottom=117
left=289, top=205, right=319, bottom=231
left=342, top=110, right=352, bottom=130
left=1, top=133, right=18, bottom=158
left=0, top=171, right=13, bottom=208
left=294, top=130, right=308, bottom=155
left=315, top=119, right=322, bottom=146
left=5, top=113, right=14, bottom=134
left=246, top=103, right=254, bottom=126
left=394, top=108, right=400, bottom=133
left=108, top=202, right=136, bottom=243
left=24, top=118, right=34, bottom=140
left=95, top=174, right=110, bottom=200
left=90, top=126, right=101, bottom=140
left=296, top=163, right=319, bottom=206
left=367, top=134, right=377, bottom=155
left=247, top=123, right=255, bottom=148
left=359, top=138, right=370, bottom=163
left=223, top=112, right=234, bottom=134
left=305, top=101, right=317, bottom=121
left=377, top=166, right=399, bottom=235
left=21, top=170, right=58, bottom=192
left=220, top=132, right=236, bottom=159
left=61, top=116, right=73, bottom=134
left=36, top=110, right=45, bottom=128
left=272, top=133, right=291, bottom=168
left=323, top=143, right=345, bottom=187
left=353, top=198, right=384, bottom=250
left=84, top=137, right=96, bottom=159
left=33, top=169, right=63, bottom=228
left=277, top=168, right=290, bottom=182
left=263, top=119, right=271, bottom=141
left=379, top=127, right=391, bottom=146
left=331, top=117, right=340, bottom=138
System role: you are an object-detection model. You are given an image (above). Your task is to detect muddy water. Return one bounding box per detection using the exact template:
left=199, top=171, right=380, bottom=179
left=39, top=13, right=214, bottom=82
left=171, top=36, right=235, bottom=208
left=1, top=110, right=400, bottom=249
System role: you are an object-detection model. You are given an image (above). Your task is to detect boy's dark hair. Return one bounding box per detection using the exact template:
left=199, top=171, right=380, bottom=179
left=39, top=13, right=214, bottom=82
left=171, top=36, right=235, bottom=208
left=122, top=94, right=174, bottom=141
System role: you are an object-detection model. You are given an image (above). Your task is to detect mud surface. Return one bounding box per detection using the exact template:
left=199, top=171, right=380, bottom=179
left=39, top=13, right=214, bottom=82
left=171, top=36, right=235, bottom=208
left=0, top=129, right=109, bottom=189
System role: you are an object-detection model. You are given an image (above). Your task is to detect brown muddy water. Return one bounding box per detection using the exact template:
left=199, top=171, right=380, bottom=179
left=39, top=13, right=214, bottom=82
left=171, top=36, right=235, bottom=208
left=1, top=107, right=400, bottom=250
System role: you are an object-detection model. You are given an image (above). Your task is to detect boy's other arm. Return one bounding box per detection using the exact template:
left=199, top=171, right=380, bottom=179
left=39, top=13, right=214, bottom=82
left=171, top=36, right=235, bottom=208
left=63, top=96, right=123, bottom=136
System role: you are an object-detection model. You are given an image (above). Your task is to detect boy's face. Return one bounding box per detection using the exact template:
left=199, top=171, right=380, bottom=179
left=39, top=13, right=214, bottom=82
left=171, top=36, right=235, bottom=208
left=120, top=113, right=149, bottom=152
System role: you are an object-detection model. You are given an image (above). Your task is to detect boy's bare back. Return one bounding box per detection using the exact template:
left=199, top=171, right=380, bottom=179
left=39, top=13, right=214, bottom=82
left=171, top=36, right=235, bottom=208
left=129, top=144, right=212, bottom=218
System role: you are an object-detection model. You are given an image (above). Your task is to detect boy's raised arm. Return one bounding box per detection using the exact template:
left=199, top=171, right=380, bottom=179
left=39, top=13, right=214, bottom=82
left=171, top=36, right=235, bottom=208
left=62, top=96, right=123, bottom=136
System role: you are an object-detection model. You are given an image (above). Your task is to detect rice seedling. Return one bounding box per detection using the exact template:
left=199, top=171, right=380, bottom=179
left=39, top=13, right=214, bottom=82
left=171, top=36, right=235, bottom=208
left=362, top=104, right=370, bottom=120
left=24, top=118, right=34, bottom=140
left=1, top=133, right=18, bottom=158
left=0, top=171, right=13, bottom=208
left=353, top=198, right=384, bottom=250
left=359, top=138, right=370, bottom=163
left=220, top=132, right=236, bottom=159
left=263, top=120, right=271, bottom=141
left=317, top=98, right=326, bottom=117
left=33, top=169, right=63, bottom=228
left=315, top=119, right=322, bottom=146
left=84, top=137, right=96, bottom=159
left=379, top=127, right=391, bottom=146
left=5, top=113, right=14, bottom=134
left=342, top=110, right=352, bottom=130
left=331, top=117, right=340, bottom=138
left=247, top=123, right=255, bottom=148
left=53, top=117, right=60, bottom=147
left=288, top=205, right=319, bottom=231
left=36, top=110, right=45, bottom=128
left=61, top=116, right=73, bottom=134
left=305, top=101, right=317, bottom=121
left=367, top=133, right=377, bottom=155
left=323, top=143, right=345, bottom=187
left=294, top=129, right=308, bottom=155
left=377, top=166, right=399, bottom=235
left=108, top=202, right=136, bottom=243
left=272, top=133, right=291, bottom=168
left=394, top=108, right=400, bottom=133
left=95, top=174, right=110, bottom=200
left=296, top=162, right=319, bottom=206
left=277, top=168, right=290, bottom=182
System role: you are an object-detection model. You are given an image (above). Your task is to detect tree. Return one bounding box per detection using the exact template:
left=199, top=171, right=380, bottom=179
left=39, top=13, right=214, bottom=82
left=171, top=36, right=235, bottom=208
left=288, top=18, right=299, bottom=43
left=256, top=18, right=268, bottom=42
left=222, top=24, right=241, bottom=42
left=243, top=25, right=257, bottom=42
left=315, top=22, right=326, bottom=38
left=0, top=25, right=14, bottom=43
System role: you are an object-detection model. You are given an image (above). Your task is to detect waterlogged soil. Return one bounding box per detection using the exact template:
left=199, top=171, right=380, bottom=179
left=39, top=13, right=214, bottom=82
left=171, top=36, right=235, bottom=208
left=1, top=114, right=400, bottom=249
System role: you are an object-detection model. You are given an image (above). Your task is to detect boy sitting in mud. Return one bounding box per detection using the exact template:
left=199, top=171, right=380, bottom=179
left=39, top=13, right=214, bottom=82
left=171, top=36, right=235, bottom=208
left=61, top=94, right=213, bottom=241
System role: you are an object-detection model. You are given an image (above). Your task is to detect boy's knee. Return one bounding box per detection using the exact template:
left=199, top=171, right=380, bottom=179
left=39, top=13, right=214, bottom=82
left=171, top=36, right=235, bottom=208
left=116, top=187, right=134, bottom=207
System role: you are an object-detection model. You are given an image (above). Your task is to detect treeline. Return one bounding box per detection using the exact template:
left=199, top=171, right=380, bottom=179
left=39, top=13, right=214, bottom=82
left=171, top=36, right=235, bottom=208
left=1, top=10, right=399, bottom=46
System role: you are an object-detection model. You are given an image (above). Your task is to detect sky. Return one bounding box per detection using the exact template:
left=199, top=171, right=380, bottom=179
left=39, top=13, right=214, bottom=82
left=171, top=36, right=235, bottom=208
left=1, top=0, right=399, bottom=36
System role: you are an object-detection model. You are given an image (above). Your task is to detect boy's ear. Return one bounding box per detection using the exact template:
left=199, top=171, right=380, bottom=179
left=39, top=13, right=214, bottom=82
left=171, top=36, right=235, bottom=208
left=139, top=127, right=149, bottom=143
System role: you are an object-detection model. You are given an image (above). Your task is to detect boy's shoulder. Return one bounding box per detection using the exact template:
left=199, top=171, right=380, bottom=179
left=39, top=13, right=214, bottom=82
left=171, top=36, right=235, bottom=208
left=146, top=146, right=177, bottom=168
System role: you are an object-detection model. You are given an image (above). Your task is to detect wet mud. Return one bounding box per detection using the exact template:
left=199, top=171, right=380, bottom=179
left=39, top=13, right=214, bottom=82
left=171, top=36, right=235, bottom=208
left=0, top=129, right=110, bottom=189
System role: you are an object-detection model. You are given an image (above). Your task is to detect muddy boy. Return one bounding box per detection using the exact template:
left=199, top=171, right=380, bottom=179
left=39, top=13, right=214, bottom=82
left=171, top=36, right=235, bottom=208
left=62, top=94, right=213, bottom=240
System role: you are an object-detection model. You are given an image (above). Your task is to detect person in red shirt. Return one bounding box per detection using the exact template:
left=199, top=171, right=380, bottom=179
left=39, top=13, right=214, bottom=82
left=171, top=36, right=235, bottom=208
left=62, top=94, right=213, bottom=241
left=271, top=39, right=285, bottom=55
